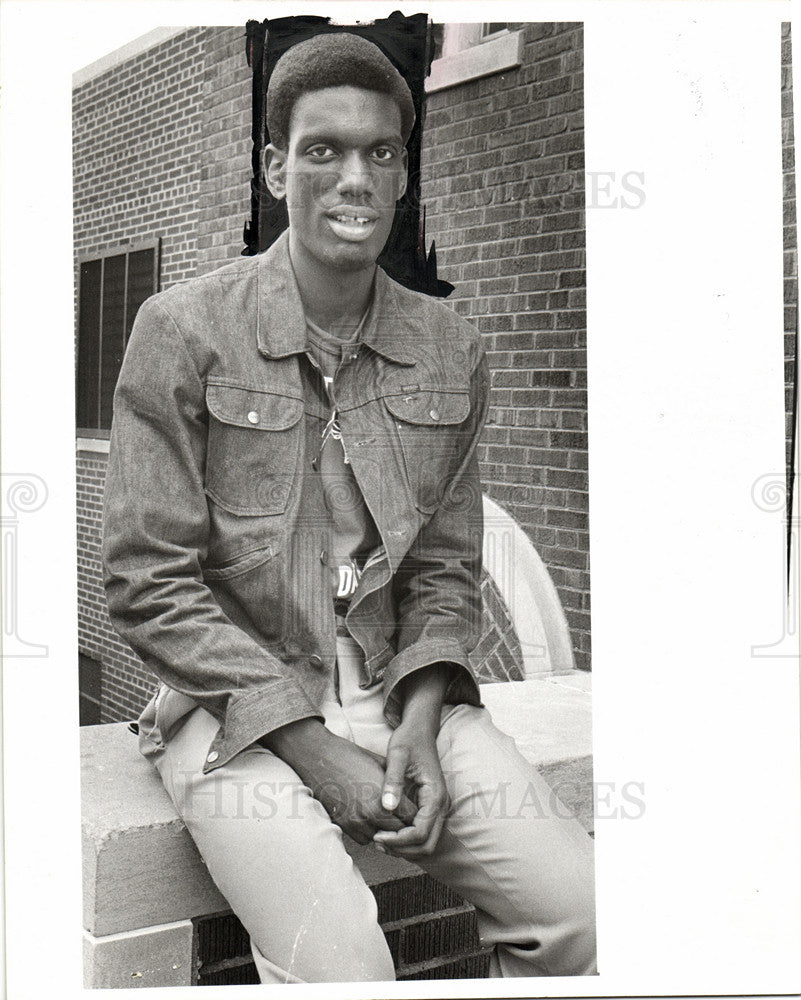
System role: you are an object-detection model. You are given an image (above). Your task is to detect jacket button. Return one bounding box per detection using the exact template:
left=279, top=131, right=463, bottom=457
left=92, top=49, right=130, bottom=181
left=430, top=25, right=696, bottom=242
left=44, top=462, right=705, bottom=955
left=319, top=549, right=328, bottom=565
left=309, top=654, right=324, bottom=668
left=206, top=750, right=219, bottom=763
left=247, top=410, right=259, bottom=424
left=429, top=408, right=440, bottom=421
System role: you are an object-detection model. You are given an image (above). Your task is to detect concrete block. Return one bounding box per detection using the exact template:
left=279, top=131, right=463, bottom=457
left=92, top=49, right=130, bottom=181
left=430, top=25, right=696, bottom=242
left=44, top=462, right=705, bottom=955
left=539, top=755, right=594, bottom=834
left=83, top=919, right=194, bottom=988
left=480, top=672, right=594, bottom=832
left=479, top=671, right=592, bottom=764
left=343, top=835, right=420, bottom=885
left=82, top=722, right=228, bottom=936
left=82, top=674, right=595, bottom=945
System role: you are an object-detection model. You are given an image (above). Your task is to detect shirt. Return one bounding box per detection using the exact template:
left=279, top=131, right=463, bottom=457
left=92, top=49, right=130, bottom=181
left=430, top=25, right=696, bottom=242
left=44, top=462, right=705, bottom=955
left=305, top=314, right=381, bottom=602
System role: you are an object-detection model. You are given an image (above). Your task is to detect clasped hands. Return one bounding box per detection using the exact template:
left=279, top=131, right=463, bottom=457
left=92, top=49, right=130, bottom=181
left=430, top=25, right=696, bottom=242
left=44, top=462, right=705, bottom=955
left=310, top=721, right=450, bottom=860
left=266, top=663, right=452, bottom=860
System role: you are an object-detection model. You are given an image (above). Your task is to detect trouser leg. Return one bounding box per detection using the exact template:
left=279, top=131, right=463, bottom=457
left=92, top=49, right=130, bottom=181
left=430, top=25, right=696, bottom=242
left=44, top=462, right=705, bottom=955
left=152, top=705, right=395, bottom=984
left=418, top=703, right=597, bottom=977
left=336, top=637, right=597, bottom=978
left=149, top=634, right=595, bottom=981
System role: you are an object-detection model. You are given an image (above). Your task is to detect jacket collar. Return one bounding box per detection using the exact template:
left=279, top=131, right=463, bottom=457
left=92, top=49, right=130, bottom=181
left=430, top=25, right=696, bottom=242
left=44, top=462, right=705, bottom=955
left=256, top=229, right=419, bottom=367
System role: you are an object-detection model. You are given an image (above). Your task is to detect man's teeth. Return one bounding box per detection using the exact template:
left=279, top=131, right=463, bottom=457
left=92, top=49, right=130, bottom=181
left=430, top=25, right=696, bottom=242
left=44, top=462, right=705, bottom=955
left=335, top=215, right=370, bottom=224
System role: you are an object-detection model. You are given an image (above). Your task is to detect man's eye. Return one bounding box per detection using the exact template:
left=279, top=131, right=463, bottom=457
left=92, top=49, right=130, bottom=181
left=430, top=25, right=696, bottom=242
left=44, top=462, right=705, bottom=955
left=371, top=147, right=395, bottom=162
left=307, top=146, right=335, bottom=160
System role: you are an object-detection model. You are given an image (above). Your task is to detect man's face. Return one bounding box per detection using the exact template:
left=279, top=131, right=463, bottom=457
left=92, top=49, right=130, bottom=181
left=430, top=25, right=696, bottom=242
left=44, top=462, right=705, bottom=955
left=265, top=85, right=408, bottom=276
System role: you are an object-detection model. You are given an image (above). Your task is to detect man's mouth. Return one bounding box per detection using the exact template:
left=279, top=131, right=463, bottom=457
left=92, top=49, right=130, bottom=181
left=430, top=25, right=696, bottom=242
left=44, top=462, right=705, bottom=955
left=333, top=214, right=372, bottom=225
left=325, top=208, right=379, bottom=242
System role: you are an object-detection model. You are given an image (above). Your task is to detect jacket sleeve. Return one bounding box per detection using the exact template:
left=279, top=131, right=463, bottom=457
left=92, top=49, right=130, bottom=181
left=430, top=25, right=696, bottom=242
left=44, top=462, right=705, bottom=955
left=381, top=342, right=490, bottom=726
left=102, top=296, right=322, bottom=772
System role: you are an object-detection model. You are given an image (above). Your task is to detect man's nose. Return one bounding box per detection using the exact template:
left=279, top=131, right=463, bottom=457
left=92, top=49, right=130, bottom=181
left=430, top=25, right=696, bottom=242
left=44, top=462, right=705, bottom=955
left=335, top=151, right=373, bottom=198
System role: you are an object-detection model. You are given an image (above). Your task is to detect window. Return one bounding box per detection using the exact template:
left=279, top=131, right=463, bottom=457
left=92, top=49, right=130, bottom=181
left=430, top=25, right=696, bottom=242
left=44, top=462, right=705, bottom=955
left=426, top=23, right=524, bottom=94
left=79, top=654, right=102, bottom=726
left=76, top=241, right=160, bottom=436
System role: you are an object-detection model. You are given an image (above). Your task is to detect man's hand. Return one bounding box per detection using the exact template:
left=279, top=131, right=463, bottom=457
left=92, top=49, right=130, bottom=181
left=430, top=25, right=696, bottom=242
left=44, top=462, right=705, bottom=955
left=305, top=736, right=419, bottom=845
left=261, top=719, right=416, bottom=845
left=373, top=723, right=450, bottom=858
left=373, top=662, right=453, bottom=859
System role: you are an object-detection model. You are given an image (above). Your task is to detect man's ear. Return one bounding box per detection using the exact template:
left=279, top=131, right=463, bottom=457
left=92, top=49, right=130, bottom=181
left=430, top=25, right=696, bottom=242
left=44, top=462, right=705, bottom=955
left=263, top=143, right=288, bottom=200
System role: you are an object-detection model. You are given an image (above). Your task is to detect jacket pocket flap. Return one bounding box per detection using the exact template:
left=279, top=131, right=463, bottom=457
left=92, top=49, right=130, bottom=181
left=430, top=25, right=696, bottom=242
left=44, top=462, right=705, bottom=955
left=206, top=384, right=303, bottom=430
left=384, top=389, right=470, bottom=426
left=203, top=544, right=275, bottom=581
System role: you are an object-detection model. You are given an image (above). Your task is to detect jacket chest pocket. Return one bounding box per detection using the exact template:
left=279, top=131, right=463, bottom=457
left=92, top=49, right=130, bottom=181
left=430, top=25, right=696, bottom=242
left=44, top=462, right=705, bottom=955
left=204, top=383, right=303, bottom=515
left=384, top=388, right=471, bottom=514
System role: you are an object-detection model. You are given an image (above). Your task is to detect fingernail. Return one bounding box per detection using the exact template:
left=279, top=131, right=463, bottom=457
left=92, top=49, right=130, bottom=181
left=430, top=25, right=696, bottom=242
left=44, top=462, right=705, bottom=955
left=382, top=792, right=399, bottom=811
left=374, top=843, right=386, bottom=853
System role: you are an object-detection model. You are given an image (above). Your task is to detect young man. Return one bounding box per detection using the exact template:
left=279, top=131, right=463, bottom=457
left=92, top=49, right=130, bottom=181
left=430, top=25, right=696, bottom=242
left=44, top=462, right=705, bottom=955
left=103, top=32, right=596, bottom=984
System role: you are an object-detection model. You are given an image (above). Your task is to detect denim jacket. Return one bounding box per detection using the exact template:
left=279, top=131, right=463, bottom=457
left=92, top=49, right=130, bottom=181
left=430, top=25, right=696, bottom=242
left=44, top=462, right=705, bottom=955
left=102, top=230, right=489, bottom=774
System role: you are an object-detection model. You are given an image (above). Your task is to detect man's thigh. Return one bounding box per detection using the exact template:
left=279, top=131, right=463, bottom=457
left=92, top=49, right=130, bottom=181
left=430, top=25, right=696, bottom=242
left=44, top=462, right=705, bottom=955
left=153, top=706, right=395, bottom=984
left=423, top=703, right=597, bottom=976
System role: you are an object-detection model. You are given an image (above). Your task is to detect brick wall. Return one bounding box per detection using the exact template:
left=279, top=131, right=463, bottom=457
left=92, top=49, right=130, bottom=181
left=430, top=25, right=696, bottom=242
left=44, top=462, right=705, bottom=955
left=76, top=455, right=147, bottom=720
left=196, top=27, right=253, bottom=275
left=73, top=28, right=207, bottom=286
left=782, top=24, right=797, bottom=498
left=74, top=27, right=252, bottom=722
left=420, top=23, right=590, bottom=669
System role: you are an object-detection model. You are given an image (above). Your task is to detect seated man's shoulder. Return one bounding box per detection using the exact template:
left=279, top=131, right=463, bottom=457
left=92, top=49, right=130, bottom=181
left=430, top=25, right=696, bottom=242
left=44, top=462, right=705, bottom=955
left=142, top=254, right=261, bottom=322
left=386, top=274, right=484, bottom=355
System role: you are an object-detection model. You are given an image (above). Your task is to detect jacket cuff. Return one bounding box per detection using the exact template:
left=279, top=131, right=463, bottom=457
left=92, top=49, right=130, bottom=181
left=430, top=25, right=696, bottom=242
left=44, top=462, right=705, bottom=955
left=202, top=681, right=323, bottom=773
left=382, top=638, right=482, bottom=728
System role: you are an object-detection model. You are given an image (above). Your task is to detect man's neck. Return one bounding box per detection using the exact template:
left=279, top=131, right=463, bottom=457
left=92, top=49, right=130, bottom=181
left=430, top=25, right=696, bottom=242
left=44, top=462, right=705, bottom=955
left=288, top=233, right=376, bottom=338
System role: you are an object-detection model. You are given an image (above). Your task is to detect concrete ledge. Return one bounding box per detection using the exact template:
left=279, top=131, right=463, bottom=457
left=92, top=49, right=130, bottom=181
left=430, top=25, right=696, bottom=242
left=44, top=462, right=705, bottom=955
left=82, top=723, right=228, bottom=936
left=481, top=672, right=594, bottom=832
left=76, top=437, right=110, bottom=455
left=480, top=671, right=593, bottom=764
left=82, top=674, right=593, bottom=939
left=83, top=918, right=194, bottom=989
left=73, top=28, right=189, bottom=88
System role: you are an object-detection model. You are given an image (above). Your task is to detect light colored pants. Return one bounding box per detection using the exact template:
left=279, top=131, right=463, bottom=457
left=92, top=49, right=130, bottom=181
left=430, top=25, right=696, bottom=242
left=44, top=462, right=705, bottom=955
left=151, top=636, right=597, bottom=983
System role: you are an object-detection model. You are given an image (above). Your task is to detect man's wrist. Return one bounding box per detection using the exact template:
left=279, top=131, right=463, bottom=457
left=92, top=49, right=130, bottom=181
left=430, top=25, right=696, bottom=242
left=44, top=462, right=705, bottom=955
left=398, top=662, right=453, bottom=732
left=259, top=717, right=332, bottom=765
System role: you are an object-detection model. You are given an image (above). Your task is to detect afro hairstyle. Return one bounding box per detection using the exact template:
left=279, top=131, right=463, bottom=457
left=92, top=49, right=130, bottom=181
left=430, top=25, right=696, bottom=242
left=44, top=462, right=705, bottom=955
left=265, top=32, right=416, bottom=150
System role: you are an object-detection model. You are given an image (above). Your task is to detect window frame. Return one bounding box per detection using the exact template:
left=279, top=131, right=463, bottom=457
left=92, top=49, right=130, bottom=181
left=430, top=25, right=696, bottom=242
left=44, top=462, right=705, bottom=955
left=426, top=23, right=524, bottom=94
left=76, top=239, right=161, bottom=441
